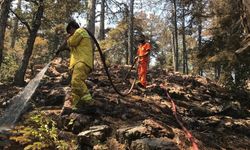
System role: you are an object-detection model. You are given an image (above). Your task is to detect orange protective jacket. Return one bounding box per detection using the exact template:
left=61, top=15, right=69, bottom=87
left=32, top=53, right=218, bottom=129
left=137, top=42, right=151, bottom=62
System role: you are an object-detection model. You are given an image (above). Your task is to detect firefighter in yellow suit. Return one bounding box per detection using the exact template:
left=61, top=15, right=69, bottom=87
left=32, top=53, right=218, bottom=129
left=65, top=20, right=93, bottom=110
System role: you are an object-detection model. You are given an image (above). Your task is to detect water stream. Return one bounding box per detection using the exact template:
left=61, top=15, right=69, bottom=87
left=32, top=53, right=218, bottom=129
left=0, top=63, right=51, bottom=131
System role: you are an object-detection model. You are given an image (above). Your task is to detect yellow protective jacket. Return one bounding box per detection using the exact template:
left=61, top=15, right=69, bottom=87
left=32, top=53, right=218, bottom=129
left=67, top=28, right=93, bottom=70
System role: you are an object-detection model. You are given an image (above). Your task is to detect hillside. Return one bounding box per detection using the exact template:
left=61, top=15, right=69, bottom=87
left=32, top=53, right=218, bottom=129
left=0, top=57, right=249, bottom=150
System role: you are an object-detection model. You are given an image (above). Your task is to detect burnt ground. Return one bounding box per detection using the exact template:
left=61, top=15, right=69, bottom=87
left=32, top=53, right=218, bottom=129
left=0, top=57, right=250, bottom=150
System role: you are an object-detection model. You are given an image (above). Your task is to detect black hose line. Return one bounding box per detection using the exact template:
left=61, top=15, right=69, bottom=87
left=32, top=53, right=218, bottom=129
left=123, top=57, right=138, bottom=81
left=85, top=28, right=136, bottom=96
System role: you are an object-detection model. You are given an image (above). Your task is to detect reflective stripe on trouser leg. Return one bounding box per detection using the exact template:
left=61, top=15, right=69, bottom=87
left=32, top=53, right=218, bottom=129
left=138, top=61, right=148, bottom=87
left=71, top=62, right=92, bottom=108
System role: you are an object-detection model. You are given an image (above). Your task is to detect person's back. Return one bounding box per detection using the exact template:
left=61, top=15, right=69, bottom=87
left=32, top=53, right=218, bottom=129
left=67, top=28, right=93, bottom=70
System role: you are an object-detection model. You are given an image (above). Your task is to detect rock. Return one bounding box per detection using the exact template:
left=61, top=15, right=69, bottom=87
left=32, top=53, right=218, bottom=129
left=60, top=113, right=92, bottom=134
left=71, top=114, right=93, bottom=134
left=54, top=64, right=68, bottom=73
left=215, top=98, right=222, bottom=102
left=189, top=106, right=212, bottom=117
left=2, top=101, right=7, bottom=107
left=106, top=138, right=126, bottom=150
left=86, top=79, right=96, bottom=87
left=0, top=130, right=10, bottom=149
left=93, top=144, right=109, bottom=150
left=121, top=114, right=128, bottom=120
left=116, top=120, right=175, bottom=147
left=116, top=126, right=149, bottom=145
left=130, top=138, right=179, bottom=150
left=78, top=125, right=111, bottom=149
left=61, top=73, right=71, bottom=85
left=58, top=131, right=76, bottom=141
left=218, top=101, right=243, bottom=117
left=232, top=119, right=250, bottom=137
left=51, top=57, right=63, bottom=65
left=46, top=67, right=61, bottom=77
left=46, top=89, right=65, bottom=106
left=143, top=119, right=175, bottom=139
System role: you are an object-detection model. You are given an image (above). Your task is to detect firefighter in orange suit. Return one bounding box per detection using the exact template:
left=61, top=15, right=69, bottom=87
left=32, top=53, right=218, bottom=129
left=60, top=20, right=94, bottom=110
left=136, top=34, right=151, bottom=89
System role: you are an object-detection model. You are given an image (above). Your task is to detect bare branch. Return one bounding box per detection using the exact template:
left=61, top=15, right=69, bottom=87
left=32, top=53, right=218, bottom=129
left=24, top=0, right=38, bottom=5
left=10, top=9, right=31, bottom=33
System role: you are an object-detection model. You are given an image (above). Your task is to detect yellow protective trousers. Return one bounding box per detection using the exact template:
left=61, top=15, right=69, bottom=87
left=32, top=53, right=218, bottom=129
left=71, top=62, right=92, bottom=108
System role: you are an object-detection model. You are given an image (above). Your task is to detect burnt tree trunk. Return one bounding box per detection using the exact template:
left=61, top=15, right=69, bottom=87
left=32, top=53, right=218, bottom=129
left=173, top=0, right=179, bottom=72
left=236, top=0, right=250, bottom=55
left=124, top=4, right=129, bottom=65
left=128, top=0, right=134, bottom=65
left=14, top=0, right=44, bottom=86
left=182, top=4, right=188, bottom=74
left=98, top=0, right=105, bottom=40
left=172, top=31, right=176, bottom=69
left=197, top=21, right=203, bottom=75
left=10, top=0, right=22, bottom=49
left=87, top=0, right=96, bottom=35
left=241, top=0, right=250, bottom=34
left=197, top=0, right=203, bottom=76
left=0, top=0, right=12, bottom=66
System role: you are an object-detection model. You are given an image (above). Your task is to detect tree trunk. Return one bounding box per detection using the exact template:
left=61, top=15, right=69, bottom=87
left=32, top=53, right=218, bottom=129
left=172, top=31, right=176, bottom=69
left=0, top=0, right=12, bottom=66
left=197, top=0, right=203, bottom=76
left=198, top=22, right=203, bottom=76
left=124, top=4, right=129, bottom=65
left=14, top=0, right=44, bottom=86
left=173, top=0, right=179, bottom=72
left=241, top=0, right=250, bottom=34
left=235, top=0, right=250, bottom=54
left=128, top=0, right=134, bottom=65
left=86, top=0, right=96, bottom=70
left=87, top=0, right=96, bottom=35
left=182, top=4, right=188, bottom=74
left=98, top=0, right=105, bottom=40
left=10, top=0, right=22, bottom=49
left=214, top=64, right=221, bottom=80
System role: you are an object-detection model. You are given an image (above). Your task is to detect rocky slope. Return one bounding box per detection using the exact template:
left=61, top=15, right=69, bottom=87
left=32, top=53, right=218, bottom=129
left=0, top=57, right=250, bottom=150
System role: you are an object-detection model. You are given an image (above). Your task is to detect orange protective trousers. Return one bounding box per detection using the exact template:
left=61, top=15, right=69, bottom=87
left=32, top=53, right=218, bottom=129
left=138, top=60, right=148, bottom=87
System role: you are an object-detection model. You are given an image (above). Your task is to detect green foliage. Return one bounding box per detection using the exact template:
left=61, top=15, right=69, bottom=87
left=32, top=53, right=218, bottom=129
left=195, top=0, right=250, bottom=90
left=41, top=0, right=86, bottom=56
left=0, top=53, right=19, bottom=83
left=101, top=14, right=162, bottom=65
left=100, top=21, right=129, bottom=64
left=30, top=36, right=50, bottom=64
left=9, top=112, right=76, bottom=150
left=8, top=0, right=86, bottom=64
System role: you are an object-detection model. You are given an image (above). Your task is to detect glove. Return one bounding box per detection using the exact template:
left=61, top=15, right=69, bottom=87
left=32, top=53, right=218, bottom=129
left=144, top=52, right=150, bottom=56
left=134, top=56, right=138, bottom=60
left=55, top=40, right=68, bottom=56
left=55, top=49, right=61, bottom=56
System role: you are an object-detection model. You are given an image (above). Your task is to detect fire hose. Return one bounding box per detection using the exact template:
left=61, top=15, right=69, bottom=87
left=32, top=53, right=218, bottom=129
left=123, top=57, right=138, bottom=81
left=160, top=85, right=199, bottom=150
left=86, top=28, right=137, bottom=96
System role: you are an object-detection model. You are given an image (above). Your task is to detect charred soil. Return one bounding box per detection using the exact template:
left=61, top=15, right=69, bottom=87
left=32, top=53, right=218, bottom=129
left=0, top=58, right=249, bottom=150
